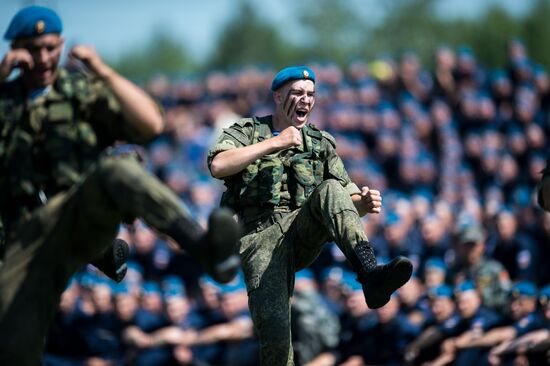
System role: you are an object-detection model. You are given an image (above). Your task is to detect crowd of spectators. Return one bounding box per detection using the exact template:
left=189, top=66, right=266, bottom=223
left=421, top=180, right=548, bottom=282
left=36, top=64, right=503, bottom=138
left=43, top=38, right=550, bottom=366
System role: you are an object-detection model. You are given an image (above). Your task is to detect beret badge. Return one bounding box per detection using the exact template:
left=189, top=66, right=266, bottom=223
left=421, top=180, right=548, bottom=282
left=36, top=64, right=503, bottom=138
left=35, top=20, right=45, bottom=34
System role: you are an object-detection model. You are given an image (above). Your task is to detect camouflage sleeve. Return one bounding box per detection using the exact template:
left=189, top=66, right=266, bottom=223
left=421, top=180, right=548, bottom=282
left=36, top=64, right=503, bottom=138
left=321, top=131, right=361, bottom=196
left=207, top=119, right=254, bottom=174
left=88, top=76, right=153, bottom=145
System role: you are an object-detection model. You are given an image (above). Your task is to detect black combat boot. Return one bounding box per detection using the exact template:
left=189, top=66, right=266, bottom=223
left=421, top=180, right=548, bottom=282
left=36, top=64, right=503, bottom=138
left=167, top=208, right=242, bottom=284
left=353, top=241, right=413, bottom=309
left=91, top=238, right=130, bottom=283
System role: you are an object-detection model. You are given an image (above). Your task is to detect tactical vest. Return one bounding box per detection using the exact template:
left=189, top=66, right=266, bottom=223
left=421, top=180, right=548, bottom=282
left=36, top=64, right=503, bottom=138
left=0, top=69, right=102, bottom=220
left=221, top=117, right=326, bottom=220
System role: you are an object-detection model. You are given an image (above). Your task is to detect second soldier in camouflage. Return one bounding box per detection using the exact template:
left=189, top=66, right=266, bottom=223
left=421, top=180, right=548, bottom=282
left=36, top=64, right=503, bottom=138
left=208, top=65, right=413, bottom=366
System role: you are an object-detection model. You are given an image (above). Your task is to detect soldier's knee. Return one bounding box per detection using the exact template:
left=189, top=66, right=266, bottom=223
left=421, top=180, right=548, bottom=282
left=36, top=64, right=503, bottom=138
left=95, top=156, right=142, bottom=187
left=317, top=179, right=345, bottom=195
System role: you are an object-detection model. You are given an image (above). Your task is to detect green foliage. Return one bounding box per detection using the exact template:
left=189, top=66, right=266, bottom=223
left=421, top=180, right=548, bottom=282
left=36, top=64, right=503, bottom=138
left=207, top=0, right=295, bottom=70
left=110, top=27, right=195, bottom=80
left=109, top=0, right=550, bottom=79
left=293, top=0, right=370, bottom=64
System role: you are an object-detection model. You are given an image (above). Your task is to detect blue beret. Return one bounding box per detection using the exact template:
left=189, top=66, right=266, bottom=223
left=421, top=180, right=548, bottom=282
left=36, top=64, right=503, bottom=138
left=142, top=281, right=161, bottom=296
left=429, top=285, right=453, bottom=299
left=271, top=66, right=315, bottom=91
left=4, top=6, right=63, bottom=40
left=538, top=285, right=550, bottom=306
left=113, top=282, right=131, bottom=296
left=163, top=285, right=186, bottom=300
left=296, top=269, right=315, bottom=281
left=218, top=276, right=246, bottom=295
left=341, top=271, right=362, bottom=292
left=384, top=211, right=401, bottom=226
left=510, top=281, right=537, bottom=299
left=455, top=280, right=477, bottom=294
left=425, top=257, right=448, bottom=273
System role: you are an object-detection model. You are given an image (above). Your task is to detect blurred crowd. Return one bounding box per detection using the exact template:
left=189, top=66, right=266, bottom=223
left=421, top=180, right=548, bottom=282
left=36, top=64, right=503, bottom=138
left=44, top=38, right=550, bottom=366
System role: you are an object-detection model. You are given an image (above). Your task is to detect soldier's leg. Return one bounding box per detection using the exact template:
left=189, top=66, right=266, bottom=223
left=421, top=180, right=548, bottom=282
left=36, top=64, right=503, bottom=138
left=289, top=179, right=412, bottom=309
left=0, top=194, right=87, bottom=366
left=0, top=156, right=240, bottom=365
left=240, top=220, right=297, bottom=366
left=79, top=155, right=241, bottom=284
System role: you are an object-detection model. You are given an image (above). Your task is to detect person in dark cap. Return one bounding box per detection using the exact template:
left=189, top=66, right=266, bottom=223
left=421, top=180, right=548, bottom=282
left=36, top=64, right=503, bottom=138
left=449, top=224, right=511, bottom=312
left=0, top=6, right=242, bottom=365
left=207, top=65, right=413, bottom=365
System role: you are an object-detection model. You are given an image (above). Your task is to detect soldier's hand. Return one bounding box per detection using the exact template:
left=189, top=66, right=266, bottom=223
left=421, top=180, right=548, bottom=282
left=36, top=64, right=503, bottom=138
left=360, top=186, right=382, bottom=214
left=69, top=45, right=111, bottom=79
left=0, top=49, right=34, bottom=82
left=273, top=126, right=302, bottom=151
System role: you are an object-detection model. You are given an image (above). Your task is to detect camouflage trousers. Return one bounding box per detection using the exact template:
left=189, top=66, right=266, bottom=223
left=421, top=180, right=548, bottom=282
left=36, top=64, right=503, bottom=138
left=239, top=179, right=368, bottom=366
left=0, top=155, right=188, bottom=366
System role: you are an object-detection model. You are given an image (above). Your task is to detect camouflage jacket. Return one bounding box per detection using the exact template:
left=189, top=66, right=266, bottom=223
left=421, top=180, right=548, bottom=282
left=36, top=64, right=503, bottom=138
left=468, top=258, right=511, bottom=312
left=207, top=115, right=360, bottom=225
left=0, top=68, right=144, bottom=222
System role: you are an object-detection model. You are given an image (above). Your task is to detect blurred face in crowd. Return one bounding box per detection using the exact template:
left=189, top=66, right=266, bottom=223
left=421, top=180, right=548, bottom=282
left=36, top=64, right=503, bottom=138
left=376, top=296, right=400, bottom=324
left=398, top=277, right=423, bottom=307
left=165, top=296, right=191, bottom=324
left=274, top=79, right=315, bottom=129
left=219, top=290, right=248, bottom=319
left=436, top=47, right=456, bottom=70
left=458, top=240, right=485, bottom=266
left=59, top=282, right=79, bottom=314
left=456, top=290, right=481, bottom=318
left=142, top=291, right=163, bottom=314
left=430, top=297, right=455, bottom=323
left=509, top=296, right=536, bottom=320
left=134, top=223, right=157, bottom=254
left=496, top=211, right=517, bottom=240
left=425, top=268, right=446, bottom=288
left=12, top=34, right=64, bottom=89
left=91, top=284, right=114, bottom=313
left=200, top=282, right=221, bottom=310
left=345, top=290, right=370, bottom=318
left=115, top=293, right=139, bottom=322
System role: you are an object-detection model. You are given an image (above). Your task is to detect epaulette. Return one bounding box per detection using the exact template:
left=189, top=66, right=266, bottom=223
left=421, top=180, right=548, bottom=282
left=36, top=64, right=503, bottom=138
left=233, top=117, right=255, bottom=128
left=320, top=130, right=337, bottom=148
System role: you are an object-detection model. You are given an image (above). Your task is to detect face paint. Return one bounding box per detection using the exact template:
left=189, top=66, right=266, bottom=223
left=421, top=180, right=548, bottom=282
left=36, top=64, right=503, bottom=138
left=283, top=89, right=298, bottom=121
left=278, top=79, right=315, bottom=128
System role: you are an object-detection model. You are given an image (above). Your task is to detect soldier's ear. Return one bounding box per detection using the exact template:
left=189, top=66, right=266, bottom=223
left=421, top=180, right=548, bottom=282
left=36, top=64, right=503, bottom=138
left=273, top=91, right=282, bottom=105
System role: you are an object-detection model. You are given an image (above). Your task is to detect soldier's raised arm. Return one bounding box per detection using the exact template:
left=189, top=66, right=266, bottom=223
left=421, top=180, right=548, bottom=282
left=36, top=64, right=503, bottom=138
left=69, top=45, right=164, bottom=141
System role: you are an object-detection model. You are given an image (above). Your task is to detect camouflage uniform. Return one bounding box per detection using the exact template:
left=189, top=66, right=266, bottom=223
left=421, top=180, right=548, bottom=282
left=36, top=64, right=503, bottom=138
left=208, top=115, right=370, bottom=366
left=466, top=258, right=511, bottom=312
left=0, top=69, right=197, bottom=365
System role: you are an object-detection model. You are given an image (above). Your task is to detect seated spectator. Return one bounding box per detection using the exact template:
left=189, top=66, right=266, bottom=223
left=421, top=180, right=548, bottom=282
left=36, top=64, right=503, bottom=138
left=405, top=285, right=457, bottom=365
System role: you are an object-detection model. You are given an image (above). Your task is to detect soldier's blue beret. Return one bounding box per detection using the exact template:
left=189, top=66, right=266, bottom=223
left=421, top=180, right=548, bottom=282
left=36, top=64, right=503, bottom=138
left=271, top=66, right=315, bottom=91
left=142, top=281, right=161, bottom=296
left=341, top=271, right=363, bottom=292
left=296, top=269, right=315, bottom=281
left=163, top=286, right=186, bottom=300
left=4, top=6, right=63, bottom=40
left=425, top=257, right=448, bottom=273
left=429, top=285, right=453, bottom=299
left=218, top=276, right=246, bottom=295
left=510, top=281, right=537, bottom=299
left=538, top=285, right=550, bottom=306
left=113, top=282, right=131, bottom=296
left=455, top=280, right=477, bottom=294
